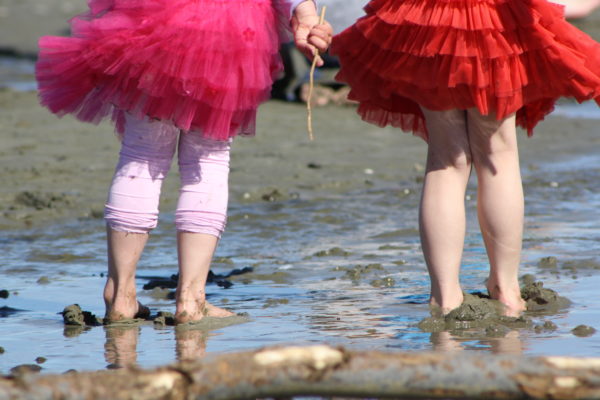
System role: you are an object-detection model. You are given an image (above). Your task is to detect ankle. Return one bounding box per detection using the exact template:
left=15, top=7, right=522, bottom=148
left=176, top=287, right=205, bottom=304
left=429, top=289, right=464, bottom=314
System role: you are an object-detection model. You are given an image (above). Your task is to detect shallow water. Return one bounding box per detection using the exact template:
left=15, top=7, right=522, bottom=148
left=1, top=149, right=599, bottom=374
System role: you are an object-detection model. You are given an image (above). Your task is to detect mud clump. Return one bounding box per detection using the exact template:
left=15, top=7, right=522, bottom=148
left=536, top=256, right=600, bottom=273
left=263, top=298, right=290, bottom=308
left=419, top=279, right=571, bottom=335
left=0, top=346, right=4, bottom=354
left=61, top=304, right=103, bottom=327
left=538, top=256, right=558, bottom=269
left=35, top=357, right=47, bottom=364
left=572, top=325, right=596, bottom=337
left=335, top=263, right=387, bottom=285
left=143, top=267, right=253, bottom=291
left=153, top=311, right=176, bottom=327
left=534, top=321, right=558, bottom=333
left=418, top=293, right=531, bottom=333
left=0, top=289, right=9, bottom=299
left=313, top=247, right=351, bottom=257
left=14, top=191, right=71, bottom=210
left=521, top=280, right=571, bottom=312
left=563, top=259, right=600, bottom=272
left=370, top=277, right=396, bottom=288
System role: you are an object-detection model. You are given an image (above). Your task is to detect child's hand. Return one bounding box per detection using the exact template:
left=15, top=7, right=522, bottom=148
left=292, top=1, right=333, bottom=67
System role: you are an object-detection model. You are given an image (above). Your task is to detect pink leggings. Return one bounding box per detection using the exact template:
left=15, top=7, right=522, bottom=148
left=104, top=116, right=231, bottom=237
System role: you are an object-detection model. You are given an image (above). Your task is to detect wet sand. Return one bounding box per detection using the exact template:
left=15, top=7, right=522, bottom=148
left=1, top=0, right=599, bottom=231
left=1, top=88, right=599, bottom=231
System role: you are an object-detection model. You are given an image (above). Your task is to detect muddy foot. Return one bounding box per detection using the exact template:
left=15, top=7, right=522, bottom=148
left=174, top=302, right=234, bottom=325
left=105, top=302, right=151, bottom=324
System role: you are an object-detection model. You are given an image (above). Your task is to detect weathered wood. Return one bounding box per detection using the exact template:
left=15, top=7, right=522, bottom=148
left=2, top=345, right=600, bottom=400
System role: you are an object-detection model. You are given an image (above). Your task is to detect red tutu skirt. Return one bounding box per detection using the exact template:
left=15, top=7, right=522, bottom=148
left=331, top=0, right=600, bottom=139
left=36, top=0, right=287, bottom=140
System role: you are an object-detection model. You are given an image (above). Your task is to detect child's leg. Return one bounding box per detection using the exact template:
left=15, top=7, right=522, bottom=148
left=103, top=116, right=178, bottom=320
left=466, top=110, right=525, bottom=315
left=419, top=108, right=472, bottom=313
left=174, top=133, right=234, bottom=323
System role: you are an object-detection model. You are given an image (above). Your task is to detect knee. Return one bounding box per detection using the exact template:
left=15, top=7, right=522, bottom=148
left=467, top=110, right=518, bottom=165
left=175, top=210, right=227, bottom=238
left=104, top=206, right=158, bottom=234
left=426, top=147, right=472, bottom=173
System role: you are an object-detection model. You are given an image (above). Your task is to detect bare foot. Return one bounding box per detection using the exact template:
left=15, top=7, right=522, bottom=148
left=105, top=301, right=150, bottom=323
left=204, top=302, right=235, bottom=318
left=174, top=300, right=234, bottom=325
left=429, top=291, right=464, bottom=316
left=487, top=284, right=526, bottom=317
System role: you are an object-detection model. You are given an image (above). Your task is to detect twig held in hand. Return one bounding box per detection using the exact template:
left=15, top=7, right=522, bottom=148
left=307, top=6, right=327, bottom=141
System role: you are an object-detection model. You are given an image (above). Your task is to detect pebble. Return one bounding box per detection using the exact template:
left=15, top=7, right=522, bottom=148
left=572, top=325, right=596, bottom=337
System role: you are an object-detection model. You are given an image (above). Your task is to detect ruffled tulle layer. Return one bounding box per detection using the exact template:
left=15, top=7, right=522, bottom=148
left=331, top=0, right=600, bottom=139
left=36, top=0, right=287, bottom=140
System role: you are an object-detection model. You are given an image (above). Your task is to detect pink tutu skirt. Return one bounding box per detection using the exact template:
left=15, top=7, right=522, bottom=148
left=36, top=0, right=287, bottom=140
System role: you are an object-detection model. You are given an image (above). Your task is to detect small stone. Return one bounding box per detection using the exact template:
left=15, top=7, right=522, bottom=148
left=37, top=276, right=50, bottom=285
left=543, top=321, right=558, bottom=331
left=61, top=304, right=102, bottom=326
left=314, top=247, right=351, bottom=257
left=0, top=346, right=5, bottom=354
left=35, top=357, right=47, bottom=364
left=521, top=274, right=537, bottom=286
left=0, top=290, right=8, bottom=299
left=572, top=325, right=596, bottom=337
left=370, top=277, right=396, bottom=288
left=538, top=256, right=558, bottom=269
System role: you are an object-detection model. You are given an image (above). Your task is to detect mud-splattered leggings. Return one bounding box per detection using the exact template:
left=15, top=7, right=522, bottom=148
left=104, top=115, right=230, bottom=237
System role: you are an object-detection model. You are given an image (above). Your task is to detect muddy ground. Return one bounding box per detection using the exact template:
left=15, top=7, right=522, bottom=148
left=1, top=89, right=599, bottom=230
left=0, top=0, right=599, bottom=231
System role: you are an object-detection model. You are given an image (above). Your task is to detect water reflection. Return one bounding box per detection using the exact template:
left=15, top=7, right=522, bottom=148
left=175, top=327, right=208, bottom=361
left=430, top=330, right=523, bottom=355
left=104, top=325, right=140, bottom=369
left=101, top=324, right=211, bottom=369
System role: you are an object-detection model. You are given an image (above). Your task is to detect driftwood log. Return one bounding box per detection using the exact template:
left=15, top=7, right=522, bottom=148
left=2, top=345, right=600, bottom=399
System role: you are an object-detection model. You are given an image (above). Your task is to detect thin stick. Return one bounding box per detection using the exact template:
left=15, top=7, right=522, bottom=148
left=307, top=6, right=327, bottom=141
